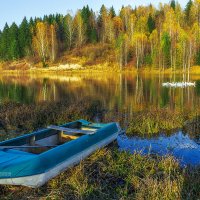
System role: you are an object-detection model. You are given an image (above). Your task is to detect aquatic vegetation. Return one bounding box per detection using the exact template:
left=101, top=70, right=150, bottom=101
left=104, top=108, right=189, bottom=136
left=125, top=109, right=186, bottom=136
left=0, top=98, right=103, bottom=140
left=183, top=114, right=200, bottom=141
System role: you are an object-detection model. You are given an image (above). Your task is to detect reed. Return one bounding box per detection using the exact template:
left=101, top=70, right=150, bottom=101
left=126, top=109, right=185, bottom=136
left=0, top=98, right=103, bottom=141
left=105, top=109, right=192, bottom=136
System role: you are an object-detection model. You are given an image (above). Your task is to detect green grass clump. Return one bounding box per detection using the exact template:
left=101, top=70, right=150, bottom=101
left=126, top=109, right=186, bottom=136
left=1, top=146, right=199, bottom=200
left=183, top=114, right=200, bottom=141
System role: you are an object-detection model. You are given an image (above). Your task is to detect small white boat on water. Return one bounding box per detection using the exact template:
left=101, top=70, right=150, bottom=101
left=162, top=82, right=196, bottom=88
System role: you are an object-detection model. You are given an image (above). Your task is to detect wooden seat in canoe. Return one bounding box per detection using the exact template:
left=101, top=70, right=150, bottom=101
left=47, top=125, right=95, bottom=135
left=48, top=125, right=96, bottom=143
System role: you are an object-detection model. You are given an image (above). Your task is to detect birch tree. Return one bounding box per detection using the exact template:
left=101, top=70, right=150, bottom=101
left=33, top=22, right=49, bottom=67
left=65, top=14, right=74, bottom=49
left=49, top=24, right=57, bottom=62
left=74, top=10, right=85, bottom=47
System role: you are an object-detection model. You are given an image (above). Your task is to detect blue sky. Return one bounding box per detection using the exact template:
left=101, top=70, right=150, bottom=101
left=0, top=0, right=189, bottom=30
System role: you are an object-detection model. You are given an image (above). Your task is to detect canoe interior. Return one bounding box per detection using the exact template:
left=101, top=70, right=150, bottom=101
left=0, top=121, right=102, bottom=154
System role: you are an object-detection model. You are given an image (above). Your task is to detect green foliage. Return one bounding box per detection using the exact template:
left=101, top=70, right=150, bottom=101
left=55, top=14, right=66, bottom=51
left=81, top=5, right=98, bottom=44
left=109, top=6, right=116, bottom=18
left=185, top=0, right=193, bottom=24
left=170, top=0, right=176, bottom=10
left=89, top=29, right=98, bottom=44
left=0, top=23, right=10, bottom=60
left=98, top=4, right=107, bottom=30
left=126, top=109, right=185, bottom=136
left=161, top=32, right=171, bottom=68
left=195, top=80, right=200, bottom=97
left=196, top=50, right=200, bottom=65
left=19, top=17, right=32, bottom=57
left=144, top=54, right=152, bottom=65
left=9, top=23, right=21, bottom=60
left=147, top=15, right=155, bottom=34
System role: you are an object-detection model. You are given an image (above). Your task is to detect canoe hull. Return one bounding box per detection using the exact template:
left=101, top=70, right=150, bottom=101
left=0, top=130, right=118, bottom=188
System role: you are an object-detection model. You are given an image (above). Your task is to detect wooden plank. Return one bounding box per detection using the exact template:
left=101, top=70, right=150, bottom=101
left=47, top=125, right=95, bottom=135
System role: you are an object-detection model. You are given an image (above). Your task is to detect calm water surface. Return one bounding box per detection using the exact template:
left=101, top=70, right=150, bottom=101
left=118, top=131, right=200, bottom=166
left=0, top=73, right=200, bottom=110
left=0, top=73, right=200, bottom=166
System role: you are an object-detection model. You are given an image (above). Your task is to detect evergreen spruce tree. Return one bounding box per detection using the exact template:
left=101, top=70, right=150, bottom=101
left=81, top=5, right=91, bottom=43
left=161, top=32, right=171, bottom=67
left=170, top=0, right=176, bottom=10
left=185, top=0, right=193, bottom=24
left=81, top=6, right=97, bottom=43
left=109, top=6, right=116, bottom=18
left=9, top=23, right=20, bottom=60
left=55, top=14, right=65, bottom=51
left=147, top=15, right=155, bottom=34
left=89, top=9, right=98, bottom=43
left=0, top=23, right=10, bottom=60
left=19, top=17, right=32, bottom=57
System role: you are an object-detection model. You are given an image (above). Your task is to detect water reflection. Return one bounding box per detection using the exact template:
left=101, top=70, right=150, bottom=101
left=0, top=73, right=199, bottom=112
left=0, top=73, right=200, bottom=165
left=118, top=131, right=200, bottom=166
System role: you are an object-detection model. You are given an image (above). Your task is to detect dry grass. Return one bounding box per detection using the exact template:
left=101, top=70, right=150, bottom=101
left=0, top=146, right=199, bottom=200
left=0, top=98, right=103, bottom=141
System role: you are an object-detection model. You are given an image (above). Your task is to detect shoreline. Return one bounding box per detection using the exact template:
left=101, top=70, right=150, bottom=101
left=1, top=66, right=200, bottom=75
left=1, top=59, right=200, bottom=75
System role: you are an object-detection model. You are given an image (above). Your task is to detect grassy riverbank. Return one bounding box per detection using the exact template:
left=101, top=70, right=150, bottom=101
left=0, top=100, right=199, bottom=199
left=0, top=145, right=200, bottom=199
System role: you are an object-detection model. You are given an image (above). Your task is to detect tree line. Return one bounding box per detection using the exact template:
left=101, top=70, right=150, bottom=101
left=0, top=0, right=200, bottom=70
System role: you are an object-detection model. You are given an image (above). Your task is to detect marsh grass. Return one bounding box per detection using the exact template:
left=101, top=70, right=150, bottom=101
left=183, top=114, right=200, bottom=142
left=126, top=109, right=185, bottom=136
left=0, top=98, right=103, bottom=140
left=104, top=109, right=192, bottom=136
left=0, top=101, right=200, bottom=199
left=0, top=100, right=197, bottom=139
left=0, top=145, right=199, bottom=200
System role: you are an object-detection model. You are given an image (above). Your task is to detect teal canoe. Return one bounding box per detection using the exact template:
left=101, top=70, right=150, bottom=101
left=0, top=120, right=121, bottom=187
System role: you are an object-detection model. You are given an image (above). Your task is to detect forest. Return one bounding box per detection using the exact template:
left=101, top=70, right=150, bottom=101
left=0, top=0, right=200, bottom=70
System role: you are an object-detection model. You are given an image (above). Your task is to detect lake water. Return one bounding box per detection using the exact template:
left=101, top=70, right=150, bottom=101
left=118, top=131, right=200, bottom=166
left=0, top=73, right=200, bottom=111
left=0, top=73, right=200, bottom=166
